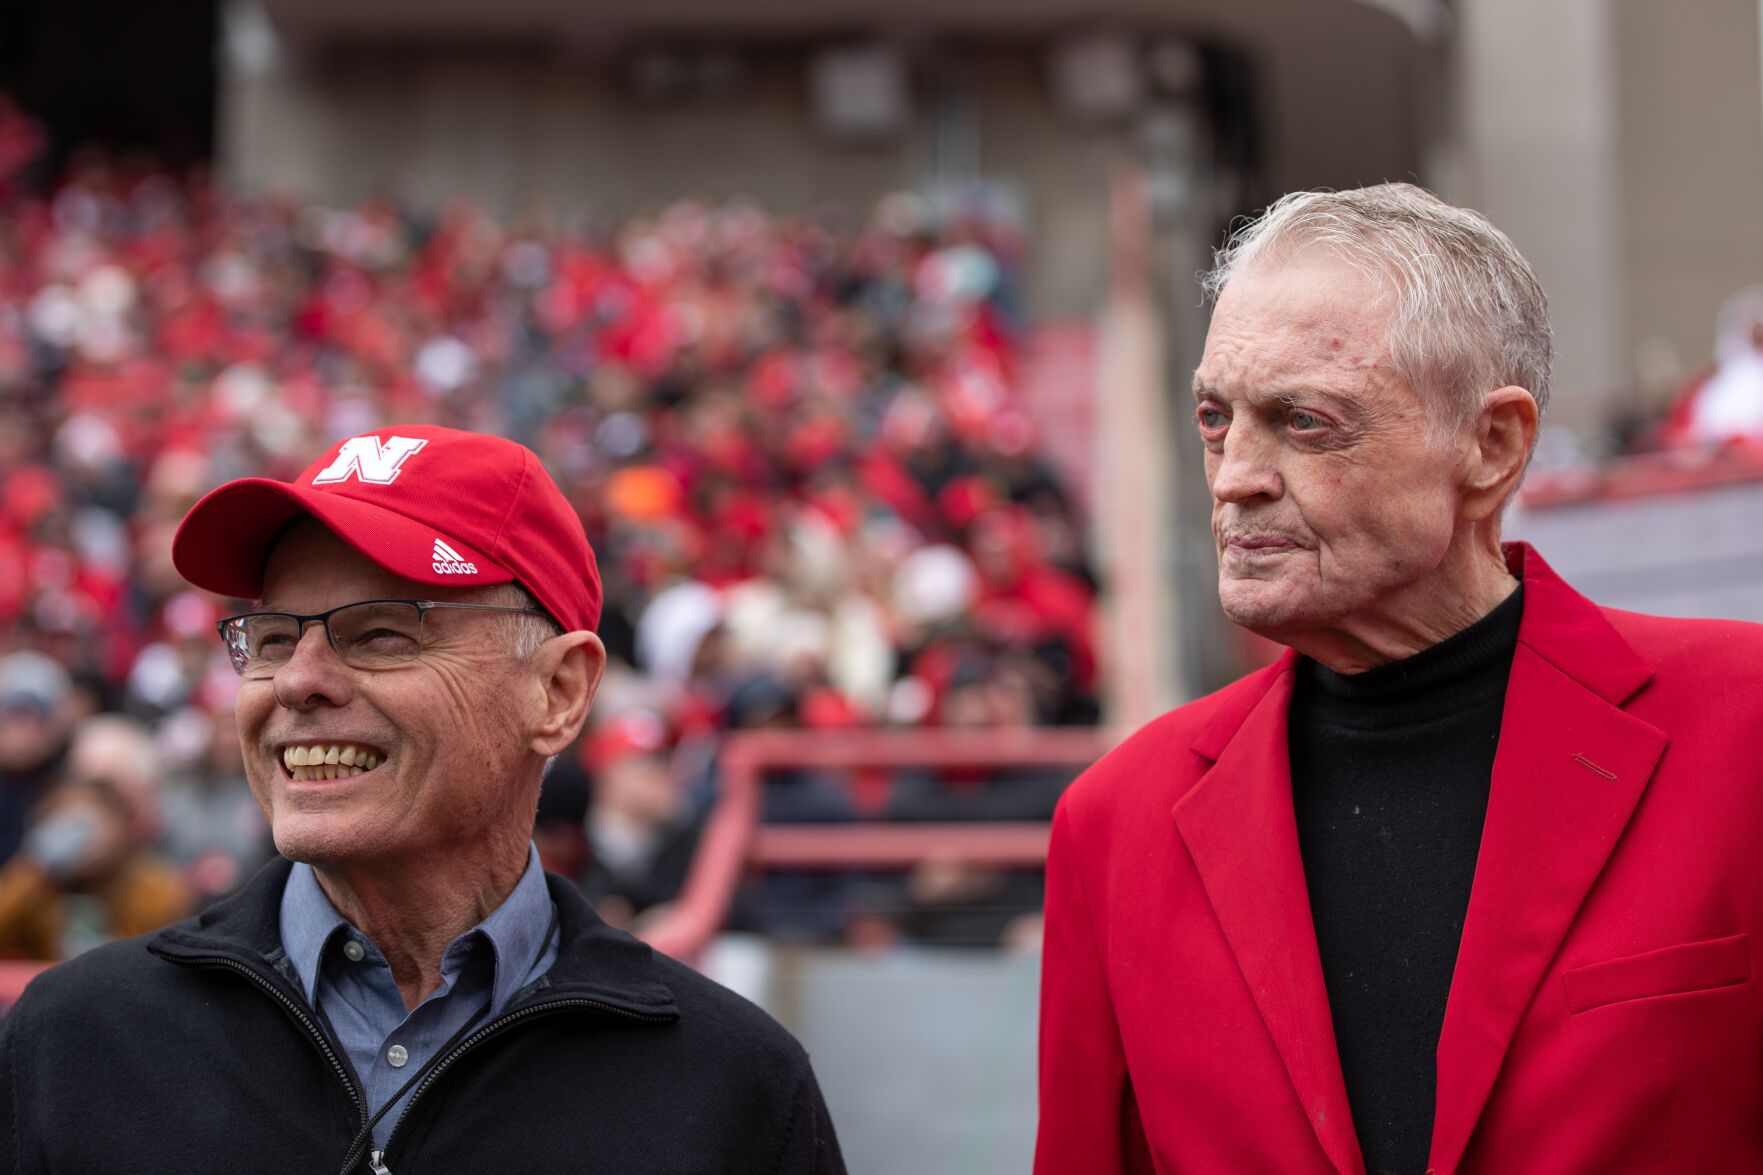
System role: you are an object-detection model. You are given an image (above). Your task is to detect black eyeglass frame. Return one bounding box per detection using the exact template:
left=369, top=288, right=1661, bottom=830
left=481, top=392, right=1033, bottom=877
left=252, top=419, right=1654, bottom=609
left=216, top=598, right=560, bottom=677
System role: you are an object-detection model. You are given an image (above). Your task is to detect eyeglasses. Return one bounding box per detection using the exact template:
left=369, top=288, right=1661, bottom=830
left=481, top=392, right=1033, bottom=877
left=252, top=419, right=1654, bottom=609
left=217, top=599, right=557, bottom=679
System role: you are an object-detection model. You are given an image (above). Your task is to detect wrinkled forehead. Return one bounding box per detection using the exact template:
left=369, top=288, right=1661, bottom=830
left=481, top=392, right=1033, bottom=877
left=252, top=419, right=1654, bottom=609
left=1225, top=234, right=1404, bottom=304
left=1199, top=254, right=1400, bottom=392
left=1212, top=249, right=1393, bottom=329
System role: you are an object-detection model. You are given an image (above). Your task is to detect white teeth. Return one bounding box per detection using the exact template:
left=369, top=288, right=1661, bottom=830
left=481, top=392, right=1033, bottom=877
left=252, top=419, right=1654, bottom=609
left=324, top=745, right=341, bottom=765
left=339, top=746, right=356, bottom=766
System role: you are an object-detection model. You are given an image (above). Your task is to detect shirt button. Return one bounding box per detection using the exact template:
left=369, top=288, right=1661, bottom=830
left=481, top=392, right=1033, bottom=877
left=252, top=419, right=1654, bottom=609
left=387, top=1044, right=409, bottom=1069
left=342, top=940, right=366, bottom=963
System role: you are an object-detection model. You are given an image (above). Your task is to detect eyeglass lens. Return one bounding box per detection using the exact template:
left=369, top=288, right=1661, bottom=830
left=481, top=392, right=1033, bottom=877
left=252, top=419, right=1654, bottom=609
left=225, top=602, right=425, bottom=676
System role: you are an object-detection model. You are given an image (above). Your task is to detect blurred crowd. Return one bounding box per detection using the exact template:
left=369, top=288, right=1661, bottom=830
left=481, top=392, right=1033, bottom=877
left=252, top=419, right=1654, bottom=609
left=1650, top=286, right=1763, bottom=452
left=0, top=95, right=1095, bottom=959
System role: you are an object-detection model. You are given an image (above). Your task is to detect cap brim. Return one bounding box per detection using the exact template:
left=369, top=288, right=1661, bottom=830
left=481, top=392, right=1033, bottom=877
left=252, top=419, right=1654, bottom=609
left=172, top=479, right=513, bottom=601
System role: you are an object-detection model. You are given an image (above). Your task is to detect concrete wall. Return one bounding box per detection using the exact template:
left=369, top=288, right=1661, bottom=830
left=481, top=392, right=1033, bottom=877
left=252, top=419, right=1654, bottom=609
left=706, top=939, right=1042, bottom=1175
left=1453, top=0, right=1763, bottom=443
left=222, top=32, right=1122, bottom=316
left=1611, top=0, right=1763, bottom=402
left=220, top=0, right=1432, bottom=319
left=223, top=41, right=909, bottom=220
left=1510, top=481, right=1763, bottom=622
left=1454, top=0, right=1629, bottom=437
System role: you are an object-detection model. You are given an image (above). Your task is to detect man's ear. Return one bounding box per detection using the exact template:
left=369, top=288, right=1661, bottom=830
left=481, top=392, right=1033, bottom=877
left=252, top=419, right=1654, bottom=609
left=1461, top=385, right=1539, bottom=522
left=527, top=632, right=607, bottom=758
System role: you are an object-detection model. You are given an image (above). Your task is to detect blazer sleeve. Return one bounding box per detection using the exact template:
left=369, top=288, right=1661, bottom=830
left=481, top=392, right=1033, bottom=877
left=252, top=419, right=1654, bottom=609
left=1034, top=800, right=1151, bottom=1175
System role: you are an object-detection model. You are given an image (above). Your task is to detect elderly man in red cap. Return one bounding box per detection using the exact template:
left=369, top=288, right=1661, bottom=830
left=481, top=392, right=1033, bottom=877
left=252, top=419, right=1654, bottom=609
left=0, top=425, right=845, bottom=1175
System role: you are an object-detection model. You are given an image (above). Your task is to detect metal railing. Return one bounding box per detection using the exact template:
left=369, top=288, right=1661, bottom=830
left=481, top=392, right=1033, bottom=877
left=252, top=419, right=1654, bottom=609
left=637, top=726, right=1113, bottom=962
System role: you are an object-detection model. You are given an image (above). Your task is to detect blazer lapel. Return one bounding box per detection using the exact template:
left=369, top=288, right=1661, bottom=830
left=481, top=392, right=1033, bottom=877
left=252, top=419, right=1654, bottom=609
left=1428, top=545, right=1669, bottom=1173
left=1175, top=655, right=1364, bottom=1175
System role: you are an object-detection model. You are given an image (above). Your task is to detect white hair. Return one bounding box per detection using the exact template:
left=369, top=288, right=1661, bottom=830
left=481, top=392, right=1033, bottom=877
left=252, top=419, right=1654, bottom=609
left=479, top=582, right=566, bottom=779
left=1203, top=183, right=1552, bottom=435
left=479, top=582, right=561, bottom=662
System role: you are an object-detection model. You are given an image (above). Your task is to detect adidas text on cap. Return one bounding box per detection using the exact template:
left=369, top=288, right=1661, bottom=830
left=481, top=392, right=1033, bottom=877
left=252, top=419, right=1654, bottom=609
left=172, top=425, right=602, bottom=633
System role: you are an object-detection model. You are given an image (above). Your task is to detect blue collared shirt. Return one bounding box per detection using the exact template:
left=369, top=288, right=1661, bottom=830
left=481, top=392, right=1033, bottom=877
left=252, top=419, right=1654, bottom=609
left=279, top=845, right=559, bottom=1150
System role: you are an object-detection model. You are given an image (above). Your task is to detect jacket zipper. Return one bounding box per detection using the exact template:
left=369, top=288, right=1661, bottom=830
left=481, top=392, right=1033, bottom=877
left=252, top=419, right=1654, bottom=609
left=167, top=948, right=671, bottom=1175
left=362, top=997, right=673, bottom=1174
left=172, top=954, right=368, bottom=1129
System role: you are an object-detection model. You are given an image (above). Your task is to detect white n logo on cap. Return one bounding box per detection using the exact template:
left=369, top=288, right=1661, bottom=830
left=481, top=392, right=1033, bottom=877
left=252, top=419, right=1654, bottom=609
left=312, top=436, right=429, bottom=486
left=432, top=538, right=479, bottom=575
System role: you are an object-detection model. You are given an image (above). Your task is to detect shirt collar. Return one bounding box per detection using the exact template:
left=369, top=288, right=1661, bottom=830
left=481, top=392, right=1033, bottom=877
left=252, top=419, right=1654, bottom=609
left=278, top=844, right=556, bottom=1013
left=279, top=859, right=349, bottom=1005
left=471, top=844, right=556, bottom=1013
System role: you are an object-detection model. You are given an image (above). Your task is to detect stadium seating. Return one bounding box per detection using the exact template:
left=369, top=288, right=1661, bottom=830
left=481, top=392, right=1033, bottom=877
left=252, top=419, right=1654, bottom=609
left=0, top=110, right=1101, bottom=958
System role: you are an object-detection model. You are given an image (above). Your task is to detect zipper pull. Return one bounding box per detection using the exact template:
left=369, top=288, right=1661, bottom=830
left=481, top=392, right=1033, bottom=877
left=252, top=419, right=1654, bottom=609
left=368, top=1151, right=392, bottom=1175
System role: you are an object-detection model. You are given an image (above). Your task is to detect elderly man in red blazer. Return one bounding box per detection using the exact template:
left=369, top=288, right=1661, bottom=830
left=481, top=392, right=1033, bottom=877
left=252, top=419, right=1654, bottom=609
left=1036, top=183, right=1763, bottom=1175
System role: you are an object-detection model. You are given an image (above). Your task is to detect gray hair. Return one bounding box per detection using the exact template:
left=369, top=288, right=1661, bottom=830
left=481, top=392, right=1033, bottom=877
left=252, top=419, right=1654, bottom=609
left=480, top=582, right=565, bottom=779
left=1202, top=183, right=1552, bottom=435
left=479, top=582, right=561, bottom=662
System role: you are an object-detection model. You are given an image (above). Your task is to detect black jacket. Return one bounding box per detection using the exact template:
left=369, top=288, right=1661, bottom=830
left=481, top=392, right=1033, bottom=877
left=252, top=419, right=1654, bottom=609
left=0, top=858, right=845, bottom=1174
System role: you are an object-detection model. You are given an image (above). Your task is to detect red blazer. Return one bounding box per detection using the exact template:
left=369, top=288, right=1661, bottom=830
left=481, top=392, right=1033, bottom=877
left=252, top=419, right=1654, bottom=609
left=1036, top=544, right=1763, bottom=1174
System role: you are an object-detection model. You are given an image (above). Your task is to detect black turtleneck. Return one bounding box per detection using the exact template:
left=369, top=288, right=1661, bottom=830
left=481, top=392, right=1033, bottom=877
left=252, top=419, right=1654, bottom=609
left=1288, top=585, right=1524, bottom=1175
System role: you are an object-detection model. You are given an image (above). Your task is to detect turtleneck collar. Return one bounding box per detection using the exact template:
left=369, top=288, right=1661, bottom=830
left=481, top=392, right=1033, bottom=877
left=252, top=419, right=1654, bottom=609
left=1300, top=584, right=1525, bottom=722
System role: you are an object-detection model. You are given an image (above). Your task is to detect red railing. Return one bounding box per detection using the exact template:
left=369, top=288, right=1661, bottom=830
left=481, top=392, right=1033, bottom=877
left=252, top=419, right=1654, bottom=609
left=1521, top=445, right=1763, bottom=509
left=637, top=726, right=1113, bottom=963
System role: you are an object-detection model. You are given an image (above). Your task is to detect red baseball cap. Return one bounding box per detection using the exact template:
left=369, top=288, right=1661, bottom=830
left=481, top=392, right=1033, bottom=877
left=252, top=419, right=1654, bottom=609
left=172, top=424, right=601, bottom=632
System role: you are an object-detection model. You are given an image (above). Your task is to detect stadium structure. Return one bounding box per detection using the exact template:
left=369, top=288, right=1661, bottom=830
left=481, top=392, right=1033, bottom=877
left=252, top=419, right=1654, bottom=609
left=1, top=1, right=1761, bottom=1171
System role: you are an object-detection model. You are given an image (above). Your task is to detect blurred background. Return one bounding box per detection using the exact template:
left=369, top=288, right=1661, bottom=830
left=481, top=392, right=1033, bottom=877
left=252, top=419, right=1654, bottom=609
left=0, top=0, right=1759, bottom=1170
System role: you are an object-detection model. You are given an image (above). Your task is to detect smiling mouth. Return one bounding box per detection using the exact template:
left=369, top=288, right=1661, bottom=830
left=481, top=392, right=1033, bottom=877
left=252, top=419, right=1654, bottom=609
left=280, top=742, right=385, bottom=782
